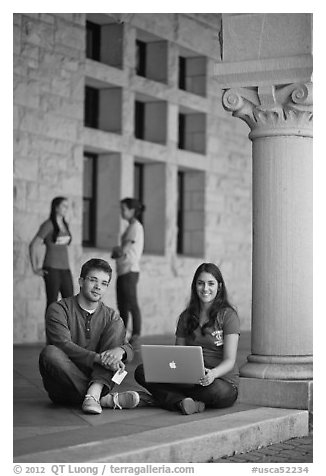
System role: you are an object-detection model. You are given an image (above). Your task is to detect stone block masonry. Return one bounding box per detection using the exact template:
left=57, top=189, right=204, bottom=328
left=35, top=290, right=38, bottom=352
left=13, top=13, right=252, bottom=343
left=13, top=13, right=85, bottom=343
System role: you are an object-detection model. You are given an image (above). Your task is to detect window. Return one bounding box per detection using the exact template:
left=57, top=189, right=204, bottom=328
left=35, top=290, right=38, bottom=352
left=134, top=163, right=144, bottom=202
left=177, top=171, right=185, bottom=254
left=84, top=85, right=122, bottom=133
left=134, top=162, right=144, bottom=224
left=135, top=32, right=168, bottom=83
left=178, top=113, right=186, bottom=149
left=178, top=109, right=206, bottom=154
left=84, top=86, right=99, bottom=129
left=86, top=21, right=100, bottom=61
left=136, top=40, right=146, bottom=77
left=135, top=101, right=145, bottom=139
left=178, top=57, right=186, bottom=90
left=134, top=97, right=167, bottom=144
left=140, top=161, right=166, bottom=255
left=85, top=15, right=123, bottom=68
left=83, top=153, right=97, bottom=246
left=178, top=53, right=206, bottom=97
left=176, top=169, right=205, bottom=257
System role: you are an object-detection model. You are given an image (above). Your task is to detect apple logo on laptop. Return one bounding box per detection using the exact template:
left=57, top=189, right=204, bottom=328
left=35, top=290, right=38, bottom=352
left=169, top=360, right=177, bottom=369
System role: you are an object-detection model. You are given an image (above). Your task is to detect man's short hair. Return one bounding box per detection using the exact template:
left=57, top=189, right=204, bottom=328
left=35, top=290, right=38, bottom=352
left=80, top=258, right=112, bottom=280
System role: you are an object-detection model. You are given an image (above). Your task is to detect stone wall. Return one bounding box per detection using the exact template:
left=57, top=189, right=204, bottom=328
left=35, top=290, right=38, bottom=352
left=13, top=13, right=252, bottom=343
left=13, top=13, right=85, bottom=342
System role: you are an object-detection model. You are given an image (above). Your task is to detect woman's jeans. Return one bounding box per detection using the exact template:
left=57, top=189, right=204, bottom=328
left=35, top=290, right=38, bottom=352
left=134, top=364, right=238, bottom=411
left=116, top=272, right=141, bottom=336
left=39, top=345, right=114, bottom=405
left=43, top=267, right=73, bottom=309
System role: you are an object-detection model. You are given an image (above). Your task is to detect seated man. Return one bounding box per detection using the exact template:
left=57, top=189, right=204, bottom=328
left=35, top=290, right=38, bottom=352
left=39, top=258, right=144, bottom=414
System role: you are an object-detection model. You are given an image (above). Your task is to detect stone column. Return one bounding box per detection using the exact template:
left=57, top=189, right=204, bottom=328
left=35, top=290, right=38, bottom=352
left=222, top=82, right=313, bottom=409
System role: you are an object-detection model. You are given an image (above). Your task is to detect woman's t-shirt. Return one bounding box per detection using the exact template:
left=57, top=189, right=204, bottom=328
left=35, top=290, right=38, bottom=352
left=37, top=219, right=71, bottom=270
left=176, top=308, right=240, bottom=386
left=116, top=220, right=144, bottom=276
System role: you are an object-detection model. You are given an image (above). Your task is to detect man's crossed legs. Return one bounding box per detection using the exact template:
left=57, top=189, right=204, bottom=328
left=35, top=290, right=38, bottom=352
left=39, top=345, right=152, bottom=414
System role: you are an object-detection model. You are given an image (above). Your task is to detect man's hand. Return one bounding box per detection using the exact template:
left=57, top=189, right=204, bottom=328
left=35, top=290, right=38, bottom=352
left=98, top=347, right=125, bottom=371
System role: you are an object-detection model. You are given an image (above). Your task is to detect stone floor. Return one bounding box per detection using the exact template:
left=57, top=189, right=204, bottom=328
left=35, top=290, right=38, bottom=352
left=13, top=332, right=312, bottom=464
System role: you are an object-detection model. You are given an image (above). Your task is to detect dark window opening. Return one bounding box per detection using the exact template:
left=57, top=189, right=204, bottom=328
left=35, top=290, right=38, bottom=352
left=179, top=56, right=186, bottom=90
left=135, top=101, right=145, bottom=139
left=136, top=40, right=147, bottom=77
left=83, top=153, right=97, bottom=246
left=86, top=21, right=100, bottom=61
left=134, top=162, right=144, bottom=224
left=178, top=113, right=186, bottom=149
left=177, top=55, right=206, bottom=97
left=177, top=171, right=185, bottom=254
left=84, top=86, right=99, bottom=129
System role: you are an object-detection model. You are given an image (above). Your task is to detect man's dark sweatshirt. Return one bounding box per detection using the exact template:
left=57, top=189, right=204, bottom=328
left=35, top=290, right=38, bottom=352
left=45, top=295, right=133, bottom=377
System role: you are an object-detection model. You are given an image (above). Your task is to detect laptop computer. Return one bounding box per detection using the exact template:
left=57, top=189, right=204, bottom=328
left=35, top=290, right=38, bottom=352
left=141, top=345, right=205, bottom=384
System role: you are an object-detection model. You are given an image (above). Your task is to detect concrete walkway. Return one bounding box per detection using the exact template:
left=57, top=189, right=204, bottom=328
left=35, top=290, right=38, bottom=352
left=13, top=332, right=311, bottom=463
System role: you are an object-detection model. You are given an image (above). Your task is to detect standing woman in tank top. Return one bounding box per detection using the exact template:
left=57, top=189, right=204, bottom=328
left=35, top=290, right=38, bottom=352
left=111, top=198, right=145, bottom=350
left=29, top=196, right=74, bottom=310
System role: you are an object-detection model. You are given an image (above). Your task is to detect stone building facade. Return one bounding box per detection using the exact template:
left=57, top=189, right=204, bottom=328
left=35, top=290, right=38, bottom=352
left=13, top=13, right=252, bottom=344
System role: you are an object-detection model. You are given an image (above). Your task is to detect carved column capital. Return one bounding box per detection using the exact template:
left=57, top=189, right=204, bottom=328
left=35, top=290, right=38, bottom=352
left=222, top=82, right=313, bottom=139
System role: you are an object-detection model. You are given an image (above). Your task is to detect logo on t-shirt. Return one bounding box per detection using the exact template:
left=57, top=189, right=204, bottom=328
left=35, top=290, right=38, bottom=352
left=212, top=329, right=223, bottom=346
left=55, top=236, right=70, bottom=246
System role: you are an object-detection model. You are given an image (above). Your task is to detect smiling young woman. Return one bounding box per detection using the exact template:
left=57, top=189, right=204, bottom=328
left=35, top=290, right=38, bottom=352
left=134, top=262, right=240, bottom=415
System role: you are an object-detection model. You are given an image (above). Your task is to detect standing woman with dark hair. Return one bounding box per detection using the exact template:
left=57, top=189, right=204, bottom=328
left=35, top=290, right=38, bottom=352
left=111, top=198, right=145, bottom=349
left=29, top=196, right=74, bottom=310
left=135, top=262, right=240, bottom=414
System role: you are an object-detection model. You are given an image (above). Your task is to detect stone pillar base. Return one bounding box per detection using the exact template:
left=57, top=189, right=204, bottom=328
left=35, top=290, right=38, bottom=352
left=238, top=377, right=313, bottom=411
left=240, top=355, right=313, bottom=380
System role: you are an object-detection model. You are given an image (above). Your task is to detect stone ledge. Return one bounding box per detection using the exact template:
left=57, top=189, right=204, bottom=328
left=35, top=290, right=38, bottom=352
left=238, top=378, right=313, bottom=411
left=14, top=407, right=309, bottom=463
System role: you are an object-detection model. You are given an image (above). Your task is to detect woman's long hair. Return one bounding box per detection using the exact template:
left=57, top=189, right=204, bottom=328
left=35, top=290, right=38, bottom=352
left=49, top=196, right=72, bottom=244
left=120, top=197, right=145, bottom=220
left=181, top=262, right=236, bottom=338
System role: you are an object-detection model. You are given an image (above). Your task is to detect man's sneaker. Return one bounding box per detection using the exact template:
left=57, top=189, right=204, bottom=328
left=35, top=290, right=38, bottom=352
left=82, top=394, right=102, bottom=414
left=100, top=391, right=140, bottom=409
left=178, top=397, right=205, bottom=415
